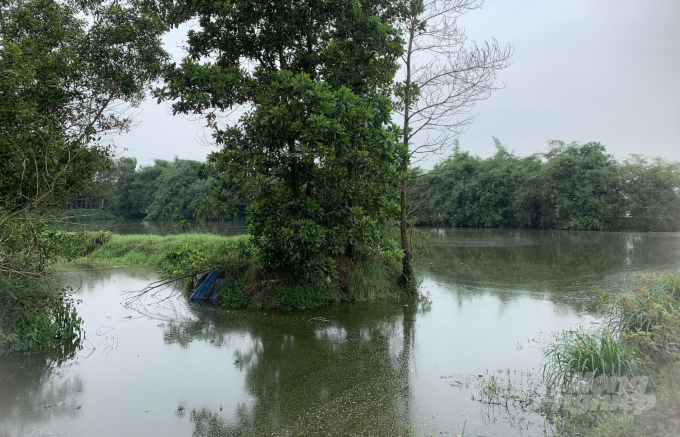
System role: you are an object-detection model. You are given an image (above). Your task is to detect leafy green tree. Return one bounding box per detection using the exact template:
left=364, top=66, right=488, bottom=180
left=619, top=156, right=680, bottom=231
left=411, top=141, right=680, bottom=232
left=156, top=0, right=406, bottom=277
left=79, top=157, right=138, bottom=214
left=0, top=0, right=167, bottom=353
left=537, top=141, right=622, bottom=231
left=0, top=0, right=168, bottom=274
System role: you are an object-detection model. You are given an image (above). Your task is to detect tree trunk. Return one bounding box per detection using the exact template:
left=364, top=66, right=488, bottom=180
left=399, top=22, right=414, bottom=288
left=400, top=177, right=413, bottom=284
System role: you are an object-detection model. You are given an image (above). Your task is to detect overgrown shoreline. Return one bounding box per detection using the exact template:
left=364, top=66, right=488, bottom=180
left=478, top=273, right=680, bottom=437
left=77, top=233, right=411, bottom=310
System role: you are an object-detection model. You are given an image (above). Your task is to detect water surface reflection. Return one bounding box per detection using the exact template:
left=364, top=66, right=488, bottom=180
left=2, top=229, right=679, bottom=436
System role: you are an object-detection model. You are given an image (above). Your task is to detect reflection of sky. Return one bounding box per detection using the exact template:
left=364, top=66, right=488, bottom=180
left=3, top=227, right=677, bottom=437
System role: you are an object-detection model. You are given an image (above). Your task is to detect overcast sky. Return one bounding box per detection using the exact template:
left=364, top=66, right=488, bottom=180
left=117, top=0, right=680, bottom=168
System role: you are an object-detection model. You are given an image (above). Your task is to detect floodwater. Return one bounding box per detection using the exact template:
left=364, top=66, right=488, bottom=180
left=1, top=228, right=680, bottom=437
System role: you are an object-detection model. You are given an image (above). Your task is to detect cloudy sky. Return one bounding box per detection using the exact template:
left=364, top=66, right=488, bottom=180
left=117, top=0, right=680, bottom=168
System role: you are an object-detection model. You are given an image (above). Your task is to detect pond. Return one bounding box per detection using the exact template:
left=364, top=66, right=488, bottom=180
left=2, top=228, right=679, bottom=436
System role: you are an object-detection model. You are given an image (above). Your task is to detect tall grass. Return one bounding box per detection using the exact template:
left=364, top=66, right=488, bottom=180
left=542, top=273, right=680, bottom=437
left=543, top=330, right=640, bottom=391
left=347, top=256, right=402, bottom=302
left=614, top=273, right=680, bottom=334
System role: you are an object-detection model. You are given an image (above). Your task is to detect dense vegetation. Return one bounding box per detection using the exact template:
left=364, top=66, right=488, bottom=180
left=410, top=140, right=680, bottom=231
left=0, top=0, right=167, bottom=354
left=154, top=0, right=409, bottom=281
left=80, top=233, right=406, bottom=309
left=78, top=157, right=243, bottom=221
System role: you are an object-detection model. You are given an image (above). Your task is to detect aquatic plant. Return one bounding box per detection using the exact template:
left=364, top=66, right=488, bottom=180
left=543, top=329, right=639, bottom=392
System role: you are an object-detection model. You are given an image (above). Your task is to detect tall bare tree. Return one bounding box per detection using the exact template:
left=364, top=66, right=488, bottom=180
left=394, top=0, right=513, bottom=282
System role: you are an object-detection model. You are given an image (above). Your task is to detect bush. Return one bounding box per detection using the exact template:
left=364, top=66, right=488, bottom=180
left=543, top=273, right=680, bottom=437
left=0, top=276, right=82, bottom=355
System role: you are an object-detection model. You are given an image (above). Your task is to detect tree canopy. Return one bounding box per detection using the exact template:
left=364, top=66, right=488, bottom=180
left=0, top=0, right=168, bottom=353
left=155, top=0, right=407, bottom=277
left=411, top=141, right=680, bottom=232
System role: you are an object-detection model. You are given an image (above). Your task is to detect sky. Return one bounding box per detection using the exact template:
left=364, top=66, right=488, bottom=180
left=116, top=0, right=680, bottom=168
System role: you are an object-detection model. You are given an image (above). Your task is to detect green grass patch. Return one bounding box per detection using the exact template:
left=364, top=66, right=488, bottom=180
left=541, top=273, right=680, bottom=437
left=347, top=256, right=403, bottom=302
left=543, top=329, right=640, bottom=391
left=79, top=233, right=249, bottom=269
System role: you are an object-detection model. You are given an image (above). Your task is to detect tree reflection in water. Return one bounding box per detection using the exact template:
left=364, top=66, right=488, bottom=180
left=159, top=296, right=429, bottom=436
left=0, top=340, right=86, bottom=435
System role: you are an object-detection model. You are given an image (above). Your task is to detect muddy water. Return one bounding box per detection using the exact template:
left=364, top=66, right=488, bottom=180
left=1, top=228, right=679, bottom=437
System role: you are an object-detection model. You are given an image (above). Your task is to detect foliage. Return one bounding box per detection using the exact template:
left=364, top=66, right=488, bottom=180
left=83, top=233, right=407, bottom=309
left=618, top=156, right=680, bottom=232
left=155, top=0, right=407, bottom=278
left=347, top=255, right=402, bottom=302
left=0, top=0, right=168, bottom=223
left=0, top=0, right=167, bottom=354
left=81, top=233, right=248, bottom=270
left=0, top=276, right=83, bottom=355
left=79, top=157, right=244, bottom=221
left=411, top=140, right=680, bottom=231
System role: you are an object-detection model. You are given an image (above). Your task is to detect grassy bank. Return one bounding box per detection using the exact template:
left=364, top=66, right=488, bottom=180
left=80, top=233, right=408, bottom=309
left=79, top=233, right=249, bottom=268
left=541, top=273, right=680, bottom=436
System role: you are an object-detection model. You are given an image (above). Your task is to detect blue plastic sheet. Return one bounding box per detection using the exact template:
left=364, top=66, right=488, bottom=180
left=189, top=268, right=219, bottom=301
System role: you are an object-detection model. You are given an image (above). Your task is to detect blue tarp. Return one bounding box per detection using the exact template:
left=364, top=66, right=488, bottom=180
left=189, top=268, right=220, bottom=301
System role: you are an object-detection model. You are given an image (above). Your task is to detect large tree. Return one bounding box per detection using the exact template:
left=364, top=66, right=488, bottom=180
left=156, top=0, right=407, bottom=277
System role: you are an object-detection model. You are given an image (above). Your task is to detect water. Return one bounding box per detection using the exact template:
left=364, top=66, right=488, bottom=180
left=2, top=228, right=680, bottom=436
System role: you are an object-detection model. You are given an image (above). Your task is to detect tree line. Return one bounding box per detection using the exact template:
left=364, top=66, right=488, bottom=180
left=79, top=157, right=243, bottom=221
left=410, top=140, right=680, bottom=232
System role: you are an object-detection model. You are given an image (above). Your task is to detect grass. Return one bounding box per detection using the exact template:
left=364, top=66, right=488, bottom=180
left=541, top=273, right=680, bottom=437
left=543, top=330, right=640, bottom=391
left=78, top=233, right=249, bottom=269
left=613, top=273, right=680, bottom=334
left=213, top=254, right=406, bottom=310
left=347, top=256, right=403, bottom=302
